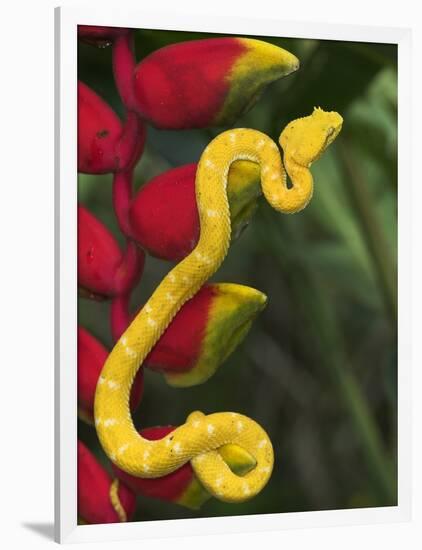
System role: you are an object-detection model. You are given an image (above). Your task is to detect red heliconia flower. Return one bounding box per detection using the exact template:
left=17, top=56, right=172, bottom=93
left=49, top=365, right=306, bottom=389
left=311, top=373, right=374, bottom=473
left=145, top=283, right=267, bottom=387
left=78, top=81, right=145, bottom=174
left=78, top=81, right=122, bottom=174
left=78, top=440, right=136, bottom=524
left=133, top=37, right=299, bottom=129
left=112, top=426, right=257, bottom=509
left=78, top=205, right=144, bottom=298
left=78, top=205, right=122, bottom=297
left=78, top=25, right=130, bottom=47
left=129, top=160, right=262, bottom=261
left=78, top=327, right=144, bottom=424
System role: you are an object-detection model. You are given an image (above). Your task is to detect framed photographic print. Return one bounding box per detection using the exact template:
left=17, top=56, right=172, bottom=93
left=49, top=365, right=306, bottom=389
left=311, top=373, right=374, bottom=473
left=55, top=5, right=411, bottom=544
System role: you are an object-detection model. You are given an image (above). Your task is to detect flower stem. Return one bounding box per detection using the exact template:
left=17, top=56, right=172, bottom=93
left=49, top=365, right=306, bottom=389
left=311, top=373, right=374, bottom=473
left=110, top=293, right=131, bottom=342
left=112, top=169, right=134, bottom=236
left=112, top=31, right=137, bottom=111
left=110, top=30, right=146, bottom=345
left=114, top=239, right=145, bottom=296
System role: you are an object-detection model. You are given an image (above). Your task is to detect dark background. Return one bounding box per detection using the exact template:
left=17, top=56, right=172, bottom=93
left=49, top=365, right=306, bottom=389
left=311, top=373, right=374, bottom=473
left=78, top=29, right=397, bottom=521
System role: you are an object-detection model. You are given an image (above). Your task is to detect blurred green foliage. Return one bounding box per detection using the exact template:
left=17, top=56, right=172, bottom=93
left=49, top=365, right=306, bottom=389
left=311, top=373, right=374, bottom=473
left=78, top=29, right=397, bottom=520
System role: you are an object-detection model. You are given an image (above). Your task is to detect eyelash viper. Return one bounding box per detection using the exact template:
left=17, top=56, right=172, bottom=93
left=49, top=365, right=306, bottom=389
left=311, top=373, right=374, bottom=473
left=94, top=106, right=343, bottom=504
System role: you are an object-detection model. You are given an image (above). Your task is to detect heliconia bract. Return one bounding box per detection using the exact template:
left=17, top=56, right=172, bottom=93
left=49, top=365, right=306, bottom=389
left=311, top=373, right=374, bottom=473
left=78, top=440, right=136, bottom=524
left=129, top=160, right=262, bottom=261
left=78, top=205, right=144, bottom=298
left=78, top=81, right=145, bottom=174
left=78, top=25, right=130, bottom=47
left=78, top=82, right=123, bottom=174
left=132, top=37, right=299, bottom=129
left=145, top=283, right=268, bottom=387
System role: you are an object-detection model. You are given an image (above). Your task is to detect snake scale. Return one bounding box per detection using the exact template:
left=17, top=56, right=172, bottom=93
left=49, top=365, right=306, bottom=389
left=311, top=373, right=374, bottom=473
left=94, top=107, right=343, bottom=503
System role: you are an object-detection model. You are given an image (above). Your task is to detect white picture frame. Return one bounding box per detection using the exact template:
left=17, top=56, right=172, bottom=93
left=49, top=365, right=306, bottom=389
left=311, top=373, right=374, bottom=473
left=55, top=5, right=411, bottom=544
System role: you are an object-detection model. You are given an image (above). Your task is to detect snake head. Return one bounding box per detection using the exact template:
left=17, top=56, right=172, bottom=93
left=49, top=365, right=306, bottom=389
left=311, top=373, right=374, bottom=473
left=279, top=107, right=343, bottom=167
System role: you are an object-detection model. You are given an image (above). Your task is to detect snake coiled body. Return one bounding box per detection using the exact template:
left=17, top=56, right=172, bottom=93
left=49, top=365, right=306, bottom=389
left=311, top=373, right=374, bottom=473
left=94, top=108, right=343, bottom=503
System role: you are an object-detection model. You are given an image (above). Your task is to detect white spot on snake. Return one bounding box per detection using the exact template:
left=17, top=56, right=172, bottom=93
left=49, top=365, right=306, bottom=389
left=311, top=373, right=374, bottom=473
left=168, top=273, right=176, bottom=283
left=110, top=453, right=116, bottom=461
left=270, top=172, right=279, bottom=181
left=228, top=132, right=236, bottom=143
left=107, top=379, right=120, bottom=390
left=166, top=438, right=172, bottom=447
left=192, top=420, right=201, bottom=428
left=118, top=443, right=129, bottom=455
left=261, top=165, right=270, bottom=176
left=147, top=317, right=158, bottom=328
left=207, top=209, right=218, bottom=218
left=125, top=346, right=137, bottom=359
left=259, top=466, right=271, bottom=474
left=258, top=439, right=267, bottom=448
left=121, top=336, right=127, bottom=346
left=98, top=376, right=106, bottom=385
left=270, top=141, right=279, bottom=151
left=103, top=418, right=118, bottom=427
left=204, top=158, right=215, bottom=169
left=237, top=421, right=244, bottom=432
left=194, top=250, right=211, bottom=264
left=144, top=304, right=152, bottom=314
left=242, top=482, right=251, bottom=495
left=143, top=464, right=150, bottom=473
left=166, top=292, right=176, bottom=303
left=216, top=477, right=223, bottom=487
left=143, top=450, right=150, bottom=460
left=207, top=424, right=215, bottom=435
left=173, top=442, right=182, bottom=454
left=256, top=139, right=265, bottom=149
left=95, top=418, right=101, bottom=427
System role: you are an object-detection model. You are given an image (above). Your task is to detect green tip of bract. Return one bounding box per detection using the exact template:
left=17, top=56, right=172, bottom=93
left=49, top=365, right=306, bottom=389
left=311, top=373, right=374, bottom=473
left=214, top=38, right=300, bottom=125
left=219, top=443, right=257, bottom=476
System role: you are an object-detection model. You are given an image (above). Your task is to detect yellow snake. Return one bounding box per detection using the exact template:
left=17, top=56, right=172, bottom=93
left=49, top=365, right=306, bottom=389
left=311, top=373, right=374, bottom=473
left=94, top=107, right=343, bottom=504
